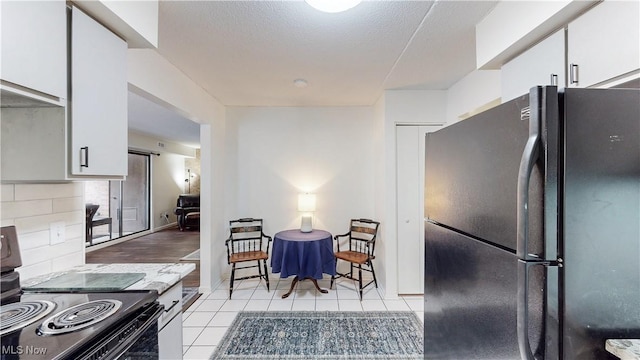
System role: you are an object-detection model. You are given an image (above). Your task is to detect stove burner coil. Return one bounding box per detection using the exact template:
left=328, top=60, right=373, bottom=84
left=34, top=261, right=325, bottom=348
left=38, top=299, right=122, bottom=335
left=0, top=300, right=56, bottom=335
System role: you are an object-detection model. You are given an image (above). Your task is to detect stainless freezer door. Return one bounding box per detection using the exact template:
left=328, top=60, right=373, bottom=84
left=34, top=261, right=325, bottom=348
left=424, top=93, right=544, bottom=255
left=424, top=221, right=546, bottom=359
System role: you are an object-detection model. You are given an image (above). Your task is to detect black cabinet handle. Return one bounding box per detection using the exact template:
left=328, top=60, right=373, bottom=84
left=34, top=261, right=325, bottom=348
left=164, top=300, right=180, bottom=313
left=81, top=146, right=89, bottom=168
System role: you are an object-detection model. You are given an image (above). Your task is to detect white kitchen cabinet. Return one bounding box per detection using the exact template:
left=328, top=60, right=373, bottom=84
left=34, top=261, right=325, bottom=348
left=501, top=29, right=566, bottom=102
left=567, top=0, right=640, bottom=88
left=396, top=125, right=441, bottom=294
left=1, top=6, right=128, bottom=182
left=70, top=6, right=128, bottom=176
left=0, top=1, right=66, bottom=101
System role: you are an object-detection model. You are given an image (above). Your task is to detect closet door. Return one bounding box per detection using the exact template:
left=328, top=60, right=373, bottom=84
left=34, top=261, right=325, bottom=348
left=396, top=125, right=441, bottom=294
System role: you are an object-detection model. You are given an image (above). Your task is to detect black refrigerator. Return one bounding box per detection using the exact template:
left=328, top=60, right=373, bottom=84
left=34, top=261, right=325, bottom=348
left=423, top=86, right=640, bottom=360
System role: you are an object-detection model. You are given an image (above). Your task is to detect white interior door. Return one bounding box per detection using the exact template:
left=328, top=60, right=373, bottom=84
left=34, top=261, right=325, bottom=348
left=396, top=125, right=441, bottom=294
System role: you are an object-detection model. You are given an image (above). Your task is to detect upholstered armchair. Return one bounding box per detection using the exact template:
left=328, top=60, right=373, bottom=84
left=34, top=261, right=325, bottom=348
left=174, top=194, right=200, bottom=231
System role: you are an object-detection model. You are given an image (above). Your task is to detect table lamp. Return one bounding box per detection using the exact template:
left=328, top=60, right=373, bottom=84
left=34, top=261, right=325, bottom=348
left=298, top=193, right=316, bottom=233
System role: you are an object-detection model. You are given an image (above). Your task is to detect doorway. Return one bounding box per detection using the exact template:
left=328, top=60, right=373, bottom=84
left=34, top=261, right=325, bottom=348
left=85, top=152, right=150, bottom=245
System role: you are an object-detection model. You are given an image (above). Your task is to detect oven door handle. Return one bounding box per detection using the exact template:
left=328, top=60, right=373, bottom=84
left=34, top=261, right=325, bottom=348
left=77, top=303, right=164, bottom=360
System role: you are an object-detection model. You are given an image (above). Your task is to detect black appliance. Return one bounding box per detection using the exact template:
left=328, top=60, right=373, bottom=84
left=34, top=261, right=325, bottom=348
left=423, top=86, right=640, bottom=359
left=0, top=226, right=163, bottom=360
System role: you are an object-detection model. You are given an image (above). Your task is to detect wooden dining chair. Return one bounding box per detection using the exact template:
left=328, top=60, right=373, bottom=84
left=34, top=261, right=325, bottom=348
left=224, top=218, right=272, bottom=299
left=330, top=218, right=380, bottom=300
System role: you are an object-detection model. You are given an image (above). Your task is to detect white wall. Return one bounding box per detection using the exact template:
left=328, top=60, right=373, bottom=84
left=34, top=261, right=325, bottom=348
left=446, top=69, right=502, bottom=125
left=151, top=153, right=186, bottom=228
left=372, top=93, right=389, bottom=296
left=128, top=131, right=192, bottom=231
left=203, top=110, right=229, bottom=289
left=384, top=90, right=447, bottom=125
left=74, top=0, right=159, bottom=48
left=227, top=106, right=375, bottom=241
left=129, top=130, right=196, bottom=158
left=0, top=183, right=84, bottom=280
left=128, top=49, right=226, bottom=293
left=224, top=117, right=238, bottom=233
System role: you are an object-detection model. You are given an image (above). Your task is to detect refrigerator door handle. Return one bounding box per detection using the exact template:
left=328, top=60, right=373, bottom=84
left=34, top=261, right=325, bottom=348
left=517, top=260, right=537, bottom=360
left=517, top=259, right=562, bottom=360
left=516, top=98, right=540, bottom=260
left=517, top=259, right=535, bottom=360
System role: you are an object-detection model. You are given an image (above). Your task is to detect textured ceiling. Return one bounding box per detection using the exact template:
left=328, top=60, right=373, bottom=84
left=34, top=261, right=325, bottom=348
left=131, top=0, right=497, bottom=146
left=156, top=0, right=497, bottom=107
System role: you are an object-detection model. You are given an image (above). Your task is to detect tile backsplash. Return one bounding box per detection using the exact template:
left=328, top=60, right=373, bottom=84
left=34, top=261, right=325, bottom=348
left=1, top=183, right=85, bottom=280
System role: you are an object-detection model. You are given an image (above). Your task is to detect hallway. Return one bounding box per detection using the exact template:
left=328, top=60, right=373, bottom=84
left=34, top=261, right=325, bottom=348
left=86, top=227, right=200, bottom=288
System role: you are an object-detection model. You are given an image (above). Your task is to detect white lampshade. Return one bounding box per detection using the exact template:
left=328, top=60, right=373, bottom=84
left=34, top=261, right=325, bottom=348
left=305, top=0, right=362, bottom=13
left=298, top=193, right=316, bottom=233
left=297, top=193, right=316, bottom=212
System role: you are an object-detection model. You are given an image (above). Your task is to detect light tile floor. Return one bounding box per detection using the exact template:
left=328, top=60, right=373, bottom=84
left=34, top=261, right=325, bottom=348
left=181, top=276, right=424, bottom=360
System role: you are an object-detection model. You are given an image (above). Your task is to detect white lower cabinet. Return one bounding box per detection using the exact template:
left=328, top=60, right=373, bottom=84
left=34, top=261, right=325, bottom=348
left=158, top=282, right=183, bottom=360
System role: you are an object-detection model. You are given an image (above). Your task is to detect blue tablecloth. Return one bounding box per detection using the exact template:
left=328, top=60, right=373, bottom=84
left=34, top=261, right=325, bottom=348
left=271, top=229, right=336, bottom=279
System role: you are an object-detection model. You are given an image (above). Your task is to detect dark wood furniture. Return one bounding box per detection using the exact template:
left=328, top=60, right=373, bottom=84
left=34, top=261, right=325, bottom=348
left=174, top=194, right=200, bottom=231
left=330, top=218, right=381, bottom=300
left=224, top=218, right=272, bottom=299
left=85, top=204, right=112, bottom=245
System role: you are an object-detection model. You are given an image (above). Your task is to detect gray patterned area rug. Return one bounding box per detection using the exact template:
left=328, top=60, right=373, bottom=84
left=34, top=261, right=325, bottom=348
left=210, top=311, right=423, bottom=359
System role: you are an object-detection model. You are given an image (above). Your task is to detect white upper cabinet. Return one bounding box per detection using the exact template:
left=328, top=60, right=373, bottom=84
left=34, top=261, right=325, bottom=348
left=0, top=1, right=66, bottom=100
left=70, top=6, right=128, bottom=177
left=501, top=29, right=566, bottom=102
left=1, top=6, right=128, bottom=182
left=567, top=0, right=640, bottom=88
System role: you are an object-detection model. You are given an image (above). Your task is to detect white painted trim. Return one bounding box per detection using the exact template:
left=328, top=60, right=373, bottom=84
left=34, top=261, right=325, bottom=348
left=153, top=222, right=178, bottom=232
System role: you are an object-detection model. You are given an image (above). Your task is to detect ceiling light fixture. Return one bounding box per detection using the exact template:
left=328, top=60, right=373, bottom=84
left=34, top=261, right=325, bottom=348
left=293, top=79, right=308, bottom=88
left=305, top=0, right=362, bottom=13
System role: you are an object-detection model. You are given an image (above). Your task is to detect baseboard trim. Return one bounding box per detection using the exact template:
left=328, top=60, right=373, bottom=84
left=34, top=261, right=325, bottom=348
left=153, top=222, right=178, bottom=232
left=199, top=278, right=222, bottom=295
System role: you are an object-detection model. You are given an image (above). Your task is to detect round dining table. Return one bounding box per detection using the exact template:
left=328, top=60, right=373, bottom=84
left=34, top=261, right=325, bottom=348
left=270, top=229, right=336, bottom=298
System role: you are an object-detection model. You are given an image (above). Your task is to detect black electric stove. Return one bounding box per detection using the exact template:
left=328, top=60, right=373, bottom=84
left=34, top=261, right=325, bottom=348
left=0, top=226, right=163, bottom=360
left=1, top=291, right=162, bottom=360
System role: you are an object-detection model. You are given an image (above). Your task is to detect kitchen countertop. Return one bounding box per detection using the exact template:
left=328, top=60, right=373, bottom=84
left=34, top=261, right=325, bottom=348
left=21, top=263, right=196, bottom=295
left=606, top=339, right=640, bottom=360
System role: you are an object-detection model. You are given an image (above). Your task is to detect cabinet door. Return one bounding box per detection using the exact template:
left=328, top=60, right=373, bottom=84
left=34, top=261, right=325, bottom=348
left=396, top=125, right=441, bottom=294
left=568, top=0, right=640, bottom=88
left=0, top=1, right=66, bottom=99
left=71, top=6, right=128, bottom=176
left=501, top=29, right=565, bottom=102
